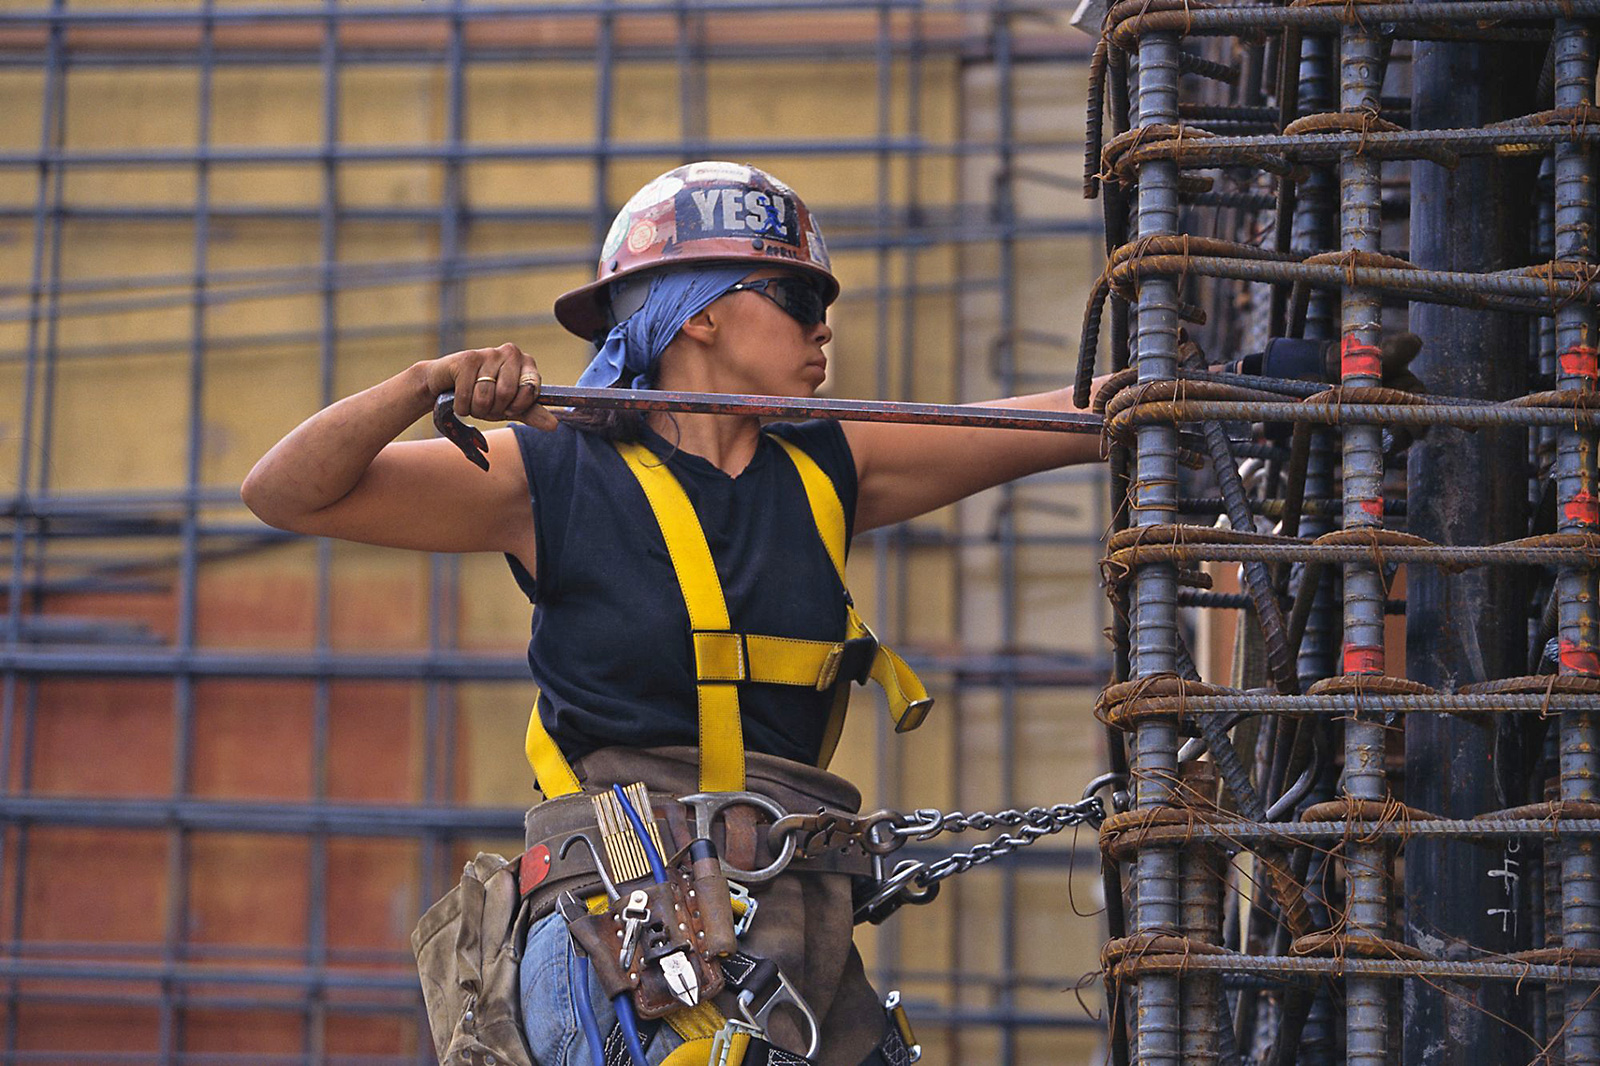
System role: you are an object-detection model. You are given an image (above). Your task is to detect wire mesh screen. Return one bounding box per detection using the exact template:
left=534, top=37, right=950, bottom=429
left=0, top=3, right=1109, bottom=1063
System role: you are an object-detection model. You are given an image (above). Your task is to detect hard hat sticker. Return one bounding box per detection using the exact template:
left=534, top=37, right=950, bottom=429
left=678, top=185, right=799, bottom=245
left=683, top=161, right=753, bottom=185
left=806, top=218, right=830, bottom=268
left=625, top=218, right=658, bottom=254
left=600, top=211, right=630, bottom=259
left=623, top=173, right=684, bottom=214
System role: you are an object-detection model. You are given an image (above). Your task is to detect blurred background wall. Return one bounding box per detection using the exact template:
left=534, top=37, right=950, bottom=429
left=0, top=2, right=1110, bottom=1062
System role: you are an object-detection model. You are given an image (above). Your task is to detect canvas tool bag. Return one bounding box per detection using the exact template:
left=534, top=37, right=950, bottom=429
left=412, top=851, right=536, bottom=1066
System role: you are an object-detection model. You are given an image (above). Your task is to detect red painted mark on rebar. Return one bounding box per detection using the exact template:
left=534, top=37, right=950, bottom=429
left=1559, top=345, right=1599, bottom=381
left=1559, top=639, right=1600, bottom=676
left=1358, top=498, right=1384, bottom=518
left=1343, top=644, right=1384, bottom=675
left=1341, top=336, right=1382, bottom=381
left=1564, top=490, right=1600, bottom=527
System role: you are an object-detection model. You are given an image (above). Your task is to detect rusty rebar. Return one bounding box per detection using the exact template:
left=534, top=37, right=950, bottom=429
left=525, top=384, right=1106, bottom=432
left=1086, top=7, right=1600, bottom=1064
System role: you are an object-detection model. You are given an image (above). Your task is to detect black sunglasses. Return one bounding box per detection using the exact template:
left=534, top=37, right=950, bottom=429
left=725, top=276, right=828, bottom=328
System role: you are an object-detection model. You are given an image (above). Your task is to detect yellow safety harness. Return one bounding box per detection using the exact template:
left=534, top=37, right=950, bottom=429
left=523, top=433, right=932, bottom=798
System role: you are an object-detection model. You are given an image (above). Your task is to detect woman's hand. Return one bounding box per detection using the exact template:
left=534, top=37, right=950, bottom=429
left=241, top=345, right=547, bottom=565
left=421, top=342, right=558, bottom=430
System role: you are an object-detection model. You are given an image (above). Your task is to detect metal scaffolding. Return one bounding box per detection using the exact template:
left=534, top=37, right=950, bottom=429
left=0, top=2, right=1107, bottom=1063
left=1084, top=1, right=1600, bottom=1063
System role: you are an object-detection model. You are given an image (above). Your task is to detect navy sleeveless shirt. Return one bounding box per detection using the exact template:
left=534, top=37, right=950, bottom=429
left=504, top=418, right=859, bottom=766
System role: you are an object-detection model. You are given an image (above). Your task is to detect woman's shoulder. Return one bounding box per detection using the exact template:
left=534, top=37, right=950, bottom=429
left=764, top=417, right=850, bottom=458
left=509, top=418, right=610, bottom=467
left=763, top=419, right=858, bottom=526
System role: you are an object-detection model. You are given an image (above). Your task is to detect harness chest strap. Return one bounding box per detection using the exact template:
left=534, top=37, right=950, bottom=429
left=524, top=434, right=931, bottom=797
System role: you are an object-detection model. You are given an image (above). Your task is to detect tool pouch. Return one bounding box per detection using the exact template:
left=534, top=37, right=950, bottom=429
left=632, top=871, right=726, bottom=1019
left=561, top=905, right=637, bottom=1001
left=411, top=852, right=536, bottom=1066
left=559, top=870, right=728, bottom=1019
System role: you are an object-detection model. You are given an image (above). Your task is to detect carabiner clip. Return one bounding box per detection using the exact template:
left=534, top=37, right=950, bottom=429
left=728, top=880, right=759, bottom=938
left=737, top=969, right=821, bottom=1061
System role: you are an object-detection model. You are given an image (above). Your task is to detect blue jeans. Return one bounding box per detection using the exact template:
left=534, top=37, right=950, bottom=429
left=520, top=910, right=681, bottom=1066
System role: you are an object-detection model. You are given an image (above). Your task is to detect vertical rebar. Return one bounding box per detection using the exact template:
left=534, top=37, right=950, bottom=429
left=1338, top=24, right=1390, bottom=1066
left=1295, top=41, right=1344, bottom=1061
left=1551, top=774, right=1570, bottom=1066
left=306, top=4, right=341, bottom=1062
left=1132, top=26, right=1183, bottom=1066
left=161, top=7, right=217, bottom=1059
left=1180, top=762, right=1224, bottom=1066
left=1554, top=18, right=1600, bottom=1065
left=993, top=13, right=1023, bottom=1060
left=1292, top=31, right=1340, bottom=690
left=870, top=0, right=902, bottom=1003
left=2, top=2, right=65, bottom=1055
left=1536, top=156, right=1559, bottom=498
left=1104, top=38, right=1137, bottom=1066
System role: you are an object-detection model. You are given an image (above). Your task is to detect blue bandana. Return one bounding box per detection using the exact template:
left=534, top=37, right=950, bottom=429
left=575, top=266, right=753, bottom=390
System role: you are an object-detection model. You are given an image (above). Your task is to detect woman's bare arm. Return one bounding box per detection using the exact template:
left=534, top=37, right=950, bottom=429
left=240, top=343, right=557, bottom=569
left=843, top=380, right=1107, bottom=533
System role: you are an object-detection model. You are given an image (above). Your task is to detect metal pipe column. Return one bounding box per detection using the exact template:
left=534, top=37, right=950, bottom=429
left=1403, top=31, right=1533, bottom=1065
left=1131, top=26, right=1183, bottom=1066
left=1337, top=25, right=1391, bottom=1066
left=1554, top=17, right=1600, bottom=1065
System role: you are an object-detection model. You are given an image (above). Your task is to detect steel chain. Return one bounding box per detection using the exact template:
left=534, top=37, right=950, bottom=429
left=889, top=801, right=1107, bottom=843
left=854, top=796, right=1107, bottom=925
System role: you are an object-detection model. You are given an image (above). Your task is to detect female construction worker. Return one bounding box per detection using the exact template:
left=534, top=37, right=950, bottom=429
left=242, top=162, right=1104, bottom=1066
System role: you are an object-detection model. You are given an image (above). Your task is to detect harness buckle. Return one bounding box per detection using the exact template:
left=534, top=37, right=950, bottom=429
left=708, top=1019, right=765, bottom=1066
left=894, top=698, right=933, bottom=734
left=835, top=634, right=880, bottom=687
left=883, top=990, right=922, bottom=1064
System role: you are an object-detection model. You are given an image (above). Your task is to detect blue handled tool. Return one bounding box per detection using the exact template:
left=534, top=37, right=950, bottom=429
left=614, top=992, right=652, bottom=1066
left=612, top=784, right=702, bottom=1009
left=572, top=953, right=607, bottom=1066
left=612, top=783, right=668, bottom=882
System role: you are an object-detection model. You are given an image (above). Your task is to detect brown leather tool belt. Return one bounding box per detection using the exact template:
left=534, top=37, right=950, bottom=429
left=518, top=789, right=876, bottom=920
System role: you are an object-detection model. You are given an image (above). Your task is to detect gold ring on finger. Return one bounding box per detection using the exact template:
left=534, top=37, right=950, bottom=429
left=475, top=375, right=498, bottom=385
left=517, top=376, right=538, bottom=389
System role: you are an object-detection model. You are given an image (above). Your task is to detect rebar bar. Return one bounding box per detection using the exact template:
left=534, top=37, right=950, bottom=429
left=1553, top=17, right=1600, bottom=1064
left=1131, top=25, right=1186, bottom=1066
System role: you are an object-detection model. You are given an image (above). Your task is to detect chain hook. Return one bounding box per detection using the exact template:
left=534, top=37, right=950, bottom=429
left=1080, top=771, right=1129, bottom=814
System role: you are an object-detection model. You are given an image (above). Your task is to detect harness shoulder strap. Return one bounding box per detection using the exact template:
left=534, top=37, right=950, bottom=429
left=615, top=440, right=746, bottom=794
left=523, top=440, right=746, bottom=797
left=525, top=686, right=582, bottom=798
left=768, top=435, right=847, bottom=581
left=770, top=435, right=933, bottom=766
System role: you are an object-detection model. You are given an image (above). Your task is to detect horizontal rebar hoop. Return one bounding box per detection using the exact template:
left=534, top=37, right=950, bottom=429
left=1105, top=819, right=1600, bottom=844
left=1105, top=0, right=1600, bottom=46
left=1109, top=953, right=1600, bottom=984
